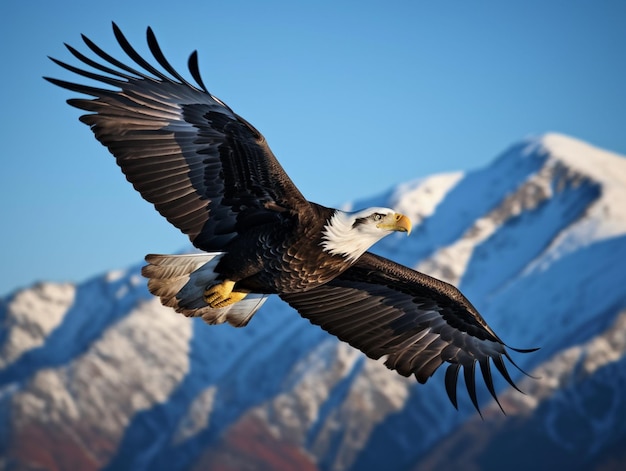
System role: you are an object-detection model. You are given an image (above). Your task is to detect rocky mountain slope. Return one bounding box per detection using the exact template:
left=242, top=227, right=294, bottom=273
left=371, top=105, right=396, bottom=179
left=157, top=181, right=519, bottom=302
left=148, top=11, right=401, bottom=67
left=1, top=133, right=625, bottom=471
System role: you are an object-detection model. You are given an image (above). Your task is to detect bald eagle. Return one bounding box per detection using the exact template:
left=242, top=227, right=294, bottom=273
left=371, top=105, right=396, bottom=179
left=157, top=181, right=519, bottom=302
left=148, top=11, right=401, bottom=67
left=46, top=23, right=535, bottom=413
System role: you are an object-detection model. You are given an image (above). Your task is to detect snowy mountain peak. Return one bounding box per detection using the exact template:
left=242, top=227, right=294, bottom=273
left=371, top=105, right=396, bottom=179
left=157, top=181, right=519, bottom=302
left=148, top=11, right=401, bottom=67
left=406, top=133, right=625, bottom=290
left=518, top=133, right=626, bottom=275
left=539, top=132, right=626, bottom=184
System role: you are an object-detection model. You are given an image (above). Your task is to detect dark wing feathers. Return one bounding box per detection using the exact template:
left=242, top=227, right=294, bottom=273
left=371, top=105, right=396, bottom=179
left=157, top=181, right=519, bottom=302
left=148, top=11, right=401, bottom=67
left=281, top=252, right=535, bottom=413
left=45, top=22, right=307, bottom=251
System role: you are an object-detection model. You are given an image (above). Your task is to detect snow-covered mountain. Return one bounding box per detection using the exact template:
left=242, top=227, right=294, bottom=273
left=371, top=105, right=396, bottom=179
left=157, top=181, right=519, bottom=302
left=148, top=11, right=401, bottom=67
left=1, top=133, right=625, bottom=471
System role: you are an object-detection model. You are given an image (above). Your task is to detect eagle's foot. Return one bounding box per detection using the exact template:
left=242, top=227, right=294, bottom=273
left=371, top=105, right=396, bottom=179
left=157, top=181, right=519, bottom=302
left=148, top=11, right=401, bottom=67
left=204, top=280, right=248, bottom=308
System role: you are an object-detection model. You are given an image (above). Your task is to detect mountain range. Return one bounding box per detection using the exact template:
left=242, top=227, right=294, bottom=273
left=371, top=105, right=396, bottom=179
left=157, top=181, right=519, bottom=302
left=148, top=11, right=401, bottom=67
left=1, top=132, right=625, bottom=471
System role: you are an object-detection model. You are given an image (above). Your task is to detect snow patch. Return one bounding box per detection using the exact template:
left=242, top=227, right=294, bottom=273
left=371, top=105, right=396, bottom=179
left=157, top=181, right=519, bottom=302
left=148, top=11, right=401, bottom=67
left=261, top=340, right=361, bottom=443
left=307, top=356, right=411, bottom=470
left=388, top=172, right=464, bottom=225
left=541, top=133, right=626, bottom=190
left=0, top=282, right=75, bottom=369
left=172, top=386, right=217, bottom=445
left=129, top=274, right=143, bottom=287
left=106, top=270, right=126, bottom=283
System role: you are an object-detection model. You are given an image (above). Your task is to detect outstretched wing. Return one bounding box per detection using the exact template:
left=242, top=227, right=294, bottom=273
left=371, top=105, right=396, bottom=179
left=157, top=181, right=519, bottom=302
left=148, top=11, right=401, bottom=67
left=280, top=252, right=535, bottom=413
left=45, top=22, right=308, bottom=251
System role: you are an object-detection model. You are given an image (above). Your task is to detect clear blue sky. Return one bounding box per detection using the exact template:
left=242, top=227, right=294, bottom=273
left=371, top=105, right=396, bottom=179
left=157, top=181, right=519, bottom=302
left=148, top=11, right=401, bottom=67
left=2, top=0, right=625, bottom=296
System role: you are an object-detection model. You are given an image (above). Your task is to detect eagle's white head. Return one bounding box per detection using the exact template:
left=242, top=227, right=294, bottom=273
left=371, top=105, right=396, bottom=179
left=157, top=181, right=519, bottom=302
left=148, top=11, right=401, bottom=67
left=321, top=207, right=412, bottom=262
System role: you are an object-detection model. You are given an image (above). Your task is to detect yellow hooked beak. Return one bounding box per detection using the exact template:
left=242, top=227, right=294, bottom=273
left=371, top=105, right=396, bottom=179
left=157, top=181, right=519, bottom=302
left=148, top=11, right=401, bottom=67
left=377, top=213, right=412, bottom=235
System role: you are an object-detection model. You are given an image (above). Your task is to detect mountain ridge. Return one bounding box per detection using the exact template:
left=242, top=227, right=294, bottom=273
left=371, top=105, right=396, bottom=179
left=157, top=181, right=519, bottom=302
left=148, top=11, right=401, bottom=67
left=1, top=132, right=625, bottom=471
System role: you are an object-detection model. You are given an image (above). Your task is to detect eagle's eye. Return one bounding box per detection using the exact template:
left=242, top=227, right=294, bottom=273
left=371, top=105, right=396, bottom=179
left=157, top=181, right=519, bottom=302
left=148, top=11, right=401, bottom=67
left=373, top=213, right=384, bottom=221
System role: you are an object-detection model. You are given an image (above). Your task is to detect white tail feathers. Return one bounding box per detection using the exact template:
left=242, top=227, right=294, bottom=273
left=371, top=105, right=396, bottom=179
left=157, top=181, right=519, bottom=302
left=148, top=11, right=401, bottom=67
left=142, top=253, right=268, bottom=327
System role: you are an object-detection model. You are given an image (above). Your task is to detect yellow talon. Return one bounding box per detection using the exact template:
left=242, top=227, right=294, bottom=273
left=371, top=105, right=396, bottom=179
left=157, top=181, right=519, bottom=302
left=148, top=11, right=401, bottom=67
left=204, top=280, right=248, bottom=308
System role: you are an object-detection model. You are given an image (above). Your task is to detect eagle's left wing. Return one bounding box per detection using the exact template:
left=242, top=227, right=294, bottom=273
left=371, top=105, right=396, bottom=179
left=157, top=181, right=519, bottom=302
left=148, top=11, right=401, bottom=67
left=45, top=23, right=309, bottom=252
left=280, top=252, right=535, bottom=413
